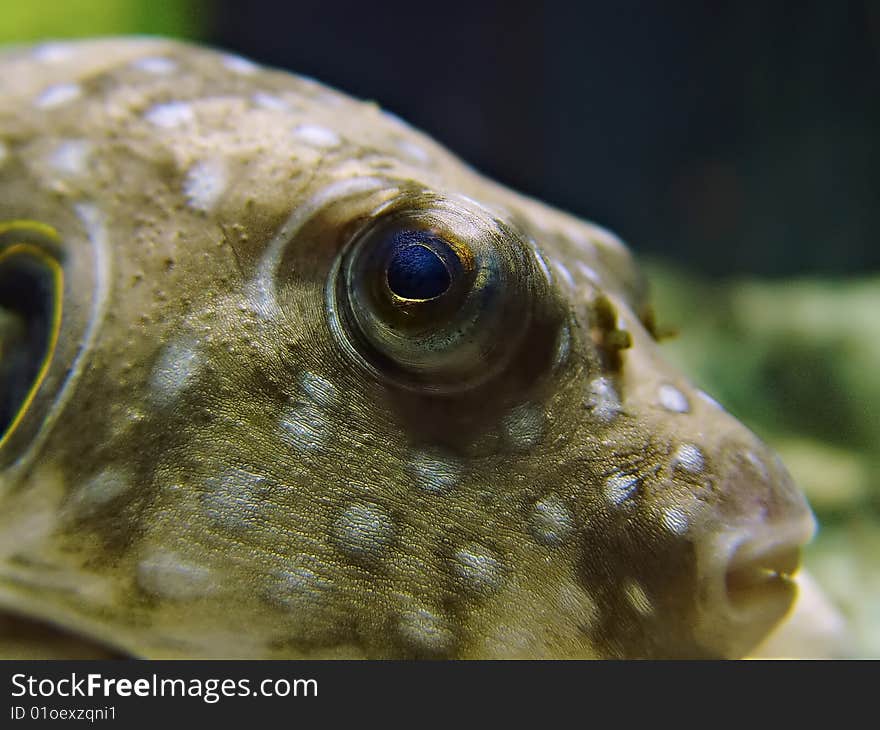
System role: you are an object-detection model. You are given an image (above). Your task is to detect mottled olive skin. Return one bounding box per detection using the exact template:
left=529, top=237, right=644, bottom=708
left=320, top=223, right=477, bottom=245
left=0, top=38, right=813, bottom=658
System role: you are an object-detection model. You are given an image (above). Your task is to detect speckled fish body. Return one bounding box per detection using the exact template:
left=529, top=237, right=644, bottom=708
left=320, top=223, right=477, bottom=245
left=0, top=38, right=815, bottom=659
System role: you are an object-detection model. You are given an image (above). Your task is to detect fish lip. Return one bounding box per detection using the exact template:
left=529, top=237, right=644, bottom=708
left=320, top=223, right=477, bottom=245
left=695, top=507, right=817, bottom=657
left=724, top=530, right=807, bottom=613
left=720, top=509, right=816, bottom=614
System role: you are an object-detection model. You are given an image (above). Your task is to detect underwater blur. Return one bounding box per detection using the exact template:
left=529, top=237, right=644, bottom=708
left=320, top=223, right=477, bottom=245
left=1, top=0, right=877, bottom=657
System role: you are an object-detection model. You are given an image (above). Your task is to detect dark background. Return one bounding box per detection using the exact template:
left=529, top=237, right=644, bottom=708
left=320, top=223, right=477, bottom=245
left=211, top=1, right=880, bottom=277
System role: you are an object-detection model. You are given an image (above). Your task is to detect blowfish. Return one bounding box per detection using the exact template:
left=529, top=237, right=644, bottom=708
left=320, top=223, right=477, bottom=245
left=0, top=37, right=816, bottom=659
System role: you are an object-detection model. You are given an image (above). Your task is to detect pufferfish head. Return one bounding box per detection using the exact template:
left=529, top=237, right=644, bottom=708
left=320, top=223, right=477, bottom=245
left=0, top=38, right=815, bottom=659
left=288, top=184, right=816, bottom=659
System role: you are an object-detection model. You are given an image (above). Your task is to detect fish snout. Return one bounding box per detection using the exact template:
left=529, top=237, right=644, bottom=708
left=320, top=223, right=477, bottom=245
left=693, top=449, right=816, bottom=657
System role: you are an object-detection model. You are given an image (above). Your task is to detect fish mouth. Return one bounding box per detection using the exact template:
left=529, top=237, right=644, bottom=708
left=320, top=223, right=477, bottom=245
left=696, top=509, right=816, bottom=657
left=724, top=537, right=803, bottom=614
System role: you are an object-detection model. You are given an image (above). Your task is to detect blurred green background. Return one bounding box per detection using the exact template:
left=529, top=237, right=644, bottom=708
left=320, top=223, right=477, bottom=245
left=0, top=0, right=204, bottom=43
left=2, top=0, right=877, bottom=656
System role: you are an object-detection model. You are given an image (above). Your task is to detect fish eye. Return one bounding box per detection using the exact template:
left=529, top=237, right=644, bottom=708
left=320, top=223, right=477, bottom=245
left=327, top=192, right=561, bottom=394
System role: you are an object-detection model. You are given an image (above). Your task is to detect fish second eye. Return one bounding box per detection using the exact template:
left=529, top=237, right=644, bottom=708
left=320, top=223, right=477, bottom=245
left=327, top=191, right=563, bottom=395
left=0, top=231, right=63, bottom=451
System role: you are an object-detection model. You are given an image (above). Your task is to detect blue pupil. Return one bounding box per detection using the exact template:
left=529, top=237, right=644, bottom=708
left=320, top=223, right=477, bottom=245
left=387, top=243, right=451, bottom=300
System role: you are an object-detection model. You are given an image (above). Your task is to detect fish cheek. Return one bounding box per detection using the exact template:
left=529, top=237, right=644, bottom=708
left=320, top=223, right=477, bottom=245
left=575, top=509, right=706, bottom=658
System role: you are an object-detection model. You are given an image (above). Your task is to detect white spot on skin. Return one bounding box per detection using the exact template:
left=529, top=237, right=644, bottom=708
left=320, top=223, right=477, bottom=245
left=293, top=124, right=341, bottom=149
left=137, top=550, right=215, bottom=600
left=673, top=444, right=705, bottom=474
left=269, top=563, right=333, bottom=608
left=532, top=248, right=554, bottom=286
left=503, top=404, right=544, bottom=450
left=662, top=507, right=689, bottom=535
left=530, top=495, right=575, bottom=545
left=396, top=139, right=430, bottom=163
left=48, top=139, right=91, bottom=178
left=554, top=324, right=571, bottom=368
left=300, top=371, right=337, bottom=409
left=35, top=83, right=81, bottom=109
left=696, top=389, right=724, bottom=410
left=222, top=54, right=258, bottom=74
left=551, top=259, right=575, bottom=291
left=744, top=450, right=770, bottom=480
left=410, top=452, right=461, bottom=493
left=317, top=91, right=346, bottom=108
left=575, top=261, right=602, bottom=286
left=624, top=580, right=653, bottom=616
left=202, top=468, right=270, bottom=530
left=149, top=340, right=200, bottom=407
left=69, top=467, right=132, bottom=517
left=605, top=473, right=639, bottom=505
left=279, top=403, right=330, bottom=452
left=333, top=502, right=394, bottom=562
left=33, top=43, right=74, bottom=63
left=252, top=92, right=292, bottom=112
left=587, top=377, right=621, bottom=422
left=658, top=383, right=690, bottom=414
left=132, top=56, right=178, bottom=74
left=563, top=226, right=598, bottom=256
left=453, top=544, right=502, bottom=594
left=144, top=101, right=194, bottom=129
left=397, top=605, right=454, bottom=654
left=183, top=159, right=227, bottom=212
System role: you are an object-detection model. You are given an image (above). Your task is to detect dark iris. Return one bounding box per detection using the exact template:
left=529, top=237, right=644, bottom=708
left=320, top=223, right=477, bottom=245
left=0, top=254, right=56, bottom=439
left=386, top=243, right=451, bottom=300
